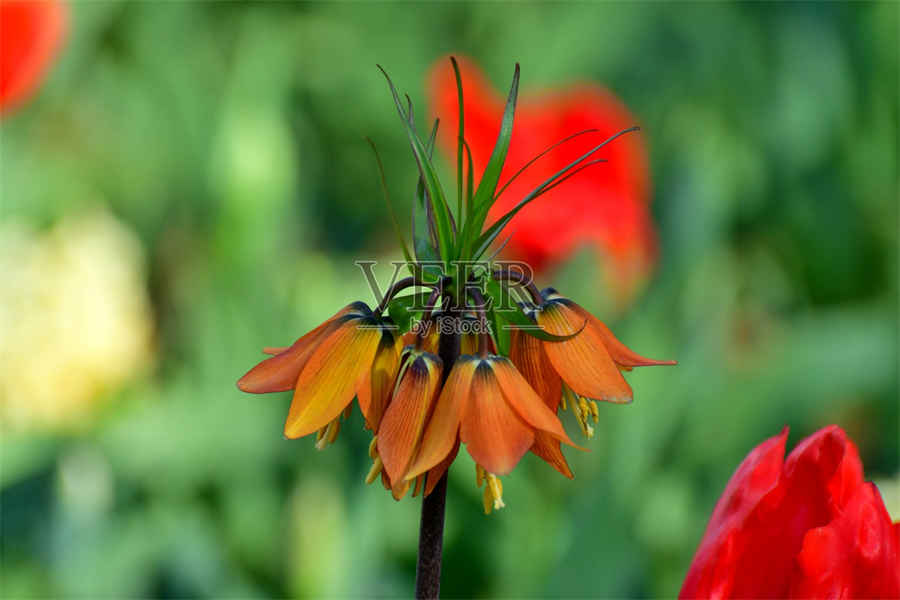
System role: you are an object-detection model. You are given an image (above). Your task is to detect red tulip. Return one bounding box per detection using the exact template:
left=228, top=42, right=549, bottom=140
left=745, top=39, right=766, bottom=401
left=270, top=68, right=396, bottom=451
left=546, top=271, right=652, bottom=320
left=428, top=56, right=656, bottom=305
left=0, top=0, right=67, bottom=115
left=680, top=425, right=900, bottom=599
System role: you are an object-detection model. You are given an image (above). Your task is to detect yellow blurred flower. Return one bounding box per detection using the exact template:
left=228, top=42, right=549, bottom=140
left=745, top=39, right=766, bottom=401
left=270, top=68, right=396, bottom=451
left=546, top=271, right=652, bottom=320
left=0, top=211, right=153, bottom=430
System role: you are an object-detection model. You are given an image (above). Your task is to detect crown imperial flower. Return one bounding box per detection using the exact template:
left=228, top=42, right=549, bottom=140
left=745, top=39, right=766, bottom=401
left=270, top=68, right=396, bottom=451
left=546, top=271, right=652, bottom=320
left=237, top=59, right=675, bottom=515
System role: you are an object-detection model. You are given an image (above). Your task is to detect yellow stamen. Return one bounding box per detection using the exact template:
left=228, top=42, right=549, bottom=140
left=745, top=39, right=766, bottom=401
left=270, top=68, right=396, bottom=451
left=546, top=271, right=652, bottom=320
left=327, top=418, right=341, bottom=444
left=368, top=436, right=378, bottom=459
left=485, top=473, right=505, bottom=514
left=560, top=393, right=567, bottom=411
left=589, top=400, right=599, bottom=423
left=569, top=393, right=594, bottom=439
left=477, top=465, right=505, bottom=514
left=316, top=418, right=342, bottom=450
left=365, top=456, right=383, bottom=484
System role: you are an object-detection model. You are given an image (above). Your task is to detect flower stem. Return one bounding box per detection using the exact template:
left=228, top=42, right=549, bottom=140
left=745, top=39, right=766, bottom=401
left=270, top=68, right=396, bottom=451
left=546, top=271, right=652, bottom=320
left=374, top=276, right=442, bottom=316
left=415, top=319, right=459, bottom=599
left=492, top=267, right=542, bottom=305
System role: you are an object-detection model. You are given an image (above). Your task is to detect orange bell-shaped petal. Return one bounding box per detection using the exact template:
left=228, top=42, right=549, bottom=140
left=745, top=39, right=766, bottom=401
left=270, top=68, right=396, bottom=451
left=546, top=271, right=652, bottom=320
left=510, top=329, right=562, bottom=410
left=460, top=360, right=535, bottom=476
left=374, top=433, right=458, bottom=501
left=358, top=331, right=404, bottom=431
left=377, top=351, right=443, bottom=484
left=237, top=302, right=368, bottom=393
left=423, top=438, right=460, bottom=496
left=409, top=354, right=575, bottom=478
left=405, top=356, right=478, bottom=480
left=560, top=297, right=676, bottom=368
left=537, top=300, right=633, bottom=403
left=510, top=330, right=573, bottom=478
left=491, top=357, right=574, bottom=447
left=283, top=312, right=386, bottom=439
left=532, top=433, right=574, bottom=479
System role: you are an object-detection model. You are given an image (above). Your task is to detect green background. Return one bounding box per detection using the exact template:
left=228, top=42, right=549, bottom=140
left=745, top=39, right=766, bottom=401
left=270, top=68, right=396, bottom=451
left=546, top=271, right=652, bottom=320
left=2, top=2, right=897, bottom=598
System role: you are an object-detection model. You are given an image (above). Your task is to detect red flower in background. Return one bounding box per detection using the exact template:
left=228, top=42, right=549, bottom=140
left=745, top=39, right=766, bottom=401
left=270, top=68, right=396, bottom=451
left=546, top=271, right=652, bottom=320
left=428, top=56, right=655, bottom=305
left=680, top=425, right=900, bottom=599
left=0, top=0, right=67, bottom=115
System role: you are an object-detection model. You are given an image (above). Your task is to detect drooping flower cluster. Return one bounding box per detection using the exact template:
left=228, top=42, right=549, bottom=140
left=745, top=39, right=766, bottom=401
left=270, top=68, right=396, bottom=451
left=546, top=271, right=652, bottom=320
left=680, top=425, right=900, bottom=599
left=238, top=59, right=675, bottom=512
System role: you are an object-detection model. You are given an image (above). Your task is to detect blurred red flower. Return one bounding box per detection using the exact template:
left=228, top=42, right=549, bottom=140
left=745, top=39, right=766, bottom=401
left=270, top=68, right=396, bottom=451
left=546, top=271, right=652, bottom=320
left=0, top=0, right=67, bottom=115
left=680, top=425, right=900, bottom=599
left=428, top=56, right=655, bottom=305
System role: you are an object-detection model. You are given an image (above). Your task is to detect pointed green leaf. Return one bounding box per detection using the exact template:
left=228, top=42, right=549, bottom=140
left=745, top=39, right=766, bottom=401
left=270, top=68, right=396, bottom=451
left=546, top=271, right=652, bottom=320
left=459, top=64, right=520, bottom=259
left=366, top=137, right=414, bottom=269
left=474, top=157, right=606, bottom=260
left=462, top=137, right=475, bottom=216
left=473, top=127, right=639, bottom=259
left=451, top=56, right=465, bottom=225
left=378, top=66, right=456, bottom=268
left=493, top=128, right=600, bottom=201
left=411, top=120, right=442, bottom=271
left=425, top=118, right=439, bottom=157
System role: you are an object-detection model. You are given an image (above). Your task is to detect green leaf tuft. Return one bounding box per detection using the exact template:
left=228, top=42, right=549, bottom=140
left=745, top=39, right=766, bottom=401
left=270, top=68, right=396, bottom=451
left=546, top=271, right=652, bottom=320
left=459, top=63, right=520, bottom=260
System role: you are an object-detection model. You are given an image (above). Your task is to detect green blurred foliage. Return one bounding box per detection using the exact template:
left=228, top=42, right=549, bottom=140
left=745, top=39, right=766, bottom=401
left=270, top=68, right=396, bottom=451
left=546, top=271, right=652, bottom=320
left=2, top=2, right=897, bottom=598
